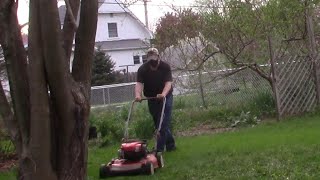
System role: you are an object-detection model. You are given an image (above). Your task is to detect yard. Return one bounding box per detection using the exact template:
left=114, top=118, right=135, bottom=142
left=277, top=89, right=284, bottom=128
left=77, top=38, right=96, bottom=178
left=85, top=112, right=320, bottom=179
left=1, top=113, right=320, bottom=179
left=1, top=94, right=320, bottom=179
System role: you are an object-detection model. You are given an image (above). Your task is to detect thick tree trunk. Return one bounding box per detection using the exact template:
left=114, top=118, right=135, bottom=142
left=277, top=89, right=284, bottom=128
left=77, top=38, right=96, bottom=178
left=0, top=0, right=98, bottom=179
left=0, top=1, right=31, bottom=178
left=28, top=0, right=57, bottom=179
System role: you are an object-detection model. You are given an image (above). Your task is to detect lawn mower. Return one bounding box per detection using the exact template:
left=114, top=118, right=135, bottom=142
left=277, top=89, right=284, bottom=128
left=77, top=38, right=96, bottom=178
left=99, top=97, right=166, bottom=178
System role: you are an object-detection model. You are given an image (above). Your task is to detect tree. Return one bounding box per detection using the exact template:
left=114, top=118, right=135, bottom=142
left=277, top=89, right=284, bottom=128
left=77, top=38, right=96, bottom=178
left=155, top=8, right=222, bottom=108
left=199, top=0, right=314, bottom=85
left=154, top=8, right=204, bottom=52
left=91, top=49, right=117, bottom=86
left=0, top=0, right=98, bottom=179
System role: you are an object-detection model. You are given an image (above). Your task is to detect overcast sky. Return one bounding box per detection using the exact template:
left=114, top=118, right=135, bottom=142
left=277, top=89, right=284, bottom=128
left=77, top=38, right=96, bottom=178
left=127, top=0, right=195, bottom=30
left=18, top=0, right=196, bottom=32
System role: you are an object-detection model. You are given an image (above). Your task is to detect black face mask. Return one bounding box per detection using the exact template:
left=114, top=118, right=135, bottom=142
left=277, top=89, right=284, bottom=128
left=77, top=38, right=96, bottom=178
left=149, top=60, right=158, bottom=68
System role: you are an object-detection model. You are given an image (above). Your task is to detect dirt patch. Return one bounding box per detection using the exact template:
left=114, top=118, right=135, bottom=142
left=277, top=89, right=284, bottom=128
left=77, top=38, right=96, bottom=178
left=0, top=153, right=17, bottom=172
left=177, top=124, right=235, bottom=137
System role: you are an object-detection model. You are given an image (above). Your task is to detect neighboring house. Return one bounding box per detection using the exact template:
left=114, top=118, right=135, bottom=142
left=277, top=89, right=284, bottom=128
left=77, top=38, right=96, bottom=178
left=59, top=0, right=153, bottom=72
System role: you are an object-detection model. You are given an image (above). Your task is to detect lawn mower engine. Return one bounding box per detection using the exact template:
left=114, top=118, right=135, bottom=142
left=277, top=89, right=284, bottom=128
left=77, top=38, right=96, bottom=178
left=119, top=140, right=148, bottom=161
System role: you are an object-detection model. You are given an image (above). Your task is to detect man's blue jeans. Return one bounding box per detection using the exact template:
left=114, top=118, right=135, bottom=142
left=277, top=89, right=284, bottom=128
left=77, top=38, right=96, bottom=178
left=148, top=93, right=176, bottom=152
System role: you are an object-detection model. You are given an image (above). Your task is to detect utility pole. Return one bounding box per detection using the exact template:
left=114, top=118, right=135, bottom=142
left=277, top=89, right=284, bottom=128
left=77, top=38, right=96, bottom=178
left=143, top=0, right=149, bottom=29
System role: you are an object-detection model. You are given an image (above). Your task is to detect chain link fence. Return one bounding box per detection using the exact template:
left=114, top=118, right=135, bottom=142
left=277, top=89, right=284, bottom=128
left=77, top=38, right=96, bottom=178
left=90, top=67, right=273, bottom=110
left=91, top=82, right=136, bottom=106
left=89, top=56, right=319, bottom=119
left=173, top=67, right=272, bottom=108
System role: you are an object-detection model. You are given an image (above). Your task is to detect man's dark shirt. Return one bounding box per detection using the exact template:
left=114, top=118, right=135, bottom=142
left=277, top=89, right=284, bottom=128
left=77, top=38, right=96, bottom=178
left=137, top=60, right=173, bottom=97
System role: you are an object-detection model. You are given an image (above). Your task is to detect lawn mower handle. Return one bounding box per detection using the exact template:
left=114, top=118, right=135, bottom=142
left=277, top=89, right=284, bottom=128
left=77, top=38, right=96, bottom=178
left=124, top=97, right=166, bottom=141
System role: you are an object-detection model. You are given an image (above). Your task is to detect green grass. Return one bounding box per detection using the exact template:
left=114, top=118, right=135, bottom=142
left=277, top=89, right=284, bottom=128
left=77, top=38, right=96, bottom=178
left=87, top=113, right=320, bottom=180
left=0, top=171, right=16, bottom=180
left=2, top=113, right=320, bottom=179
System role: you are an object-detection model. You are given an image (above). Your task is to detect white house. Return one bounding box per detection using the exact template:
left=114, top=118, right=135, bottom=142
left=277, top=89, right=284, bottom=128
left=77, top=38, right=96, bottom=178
left=59, top=0, right=153, bottom=72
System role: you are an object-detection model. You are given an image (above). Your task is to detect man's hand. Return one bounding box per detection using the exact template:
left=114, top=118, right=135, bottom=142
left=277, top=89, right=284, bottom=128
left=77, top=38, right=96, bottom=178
left=156, top=94, right=165, bottom=99
left=135, top=96, right=142, bottom=102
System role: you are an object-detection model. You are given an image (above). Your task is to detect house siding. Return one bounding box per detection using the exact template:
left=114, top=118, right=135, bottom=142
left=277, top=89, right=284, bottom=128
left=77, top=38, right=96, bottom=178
left=108, top=49, right=147, bottom=72
left=96, top=13, right=151, bottom=42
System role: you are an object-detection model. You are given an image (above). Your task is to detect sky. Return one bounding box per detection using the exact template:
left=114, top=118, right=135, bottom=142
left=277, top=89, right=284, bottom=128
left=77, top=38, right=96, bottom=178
left=17, top=0, right=196, bottom=33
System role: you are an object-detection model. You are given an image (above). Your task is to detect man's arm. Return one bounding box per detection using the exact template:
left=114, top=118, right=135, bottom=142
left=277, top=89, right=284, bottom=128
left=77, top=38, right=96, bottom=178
left=158, top=81, right=172, bottom=98
left=135, top=82, right=143, bottom=101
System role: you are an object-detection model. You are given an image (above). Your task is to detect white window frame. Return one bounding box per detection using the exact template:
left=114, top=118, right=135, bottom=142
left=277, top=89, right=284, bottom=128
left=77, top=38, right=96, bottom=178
left=108, top=23, right=118, bottom=38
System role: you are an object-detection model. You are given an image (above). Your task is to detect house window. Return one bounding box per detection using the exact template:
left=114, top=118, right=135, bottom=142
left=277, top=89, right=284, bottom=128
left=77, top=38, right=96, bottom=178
left=108, top=23, right=118, bottom=38
left=142, top=55, right=147, bottom=63
left=133, top=55, right=140, bottom=64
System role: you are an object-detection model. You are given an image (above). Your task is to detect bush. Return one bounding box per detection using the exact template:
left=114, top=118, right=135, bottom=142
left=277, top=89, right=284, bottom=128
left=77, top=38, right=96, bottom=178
left=91, top=107, right=128, bottom=146
left=0, top=127, right=15, bottom=156
left=246, top=90, right=275, bottom=117
left=91, top=102, right=157, bottom=146
left=228, top=111, right=260, bottom=128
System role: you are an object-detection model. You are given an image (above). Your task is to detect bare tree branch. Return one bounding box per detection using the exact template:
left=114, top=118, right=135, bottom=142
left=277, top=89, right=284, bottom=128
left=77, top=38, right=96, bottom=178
left=72, top=0, right=98, bottom=94
left=176, top=50, right=221, bottom=72
left=248, top=64, right=272, bottom=84
left=65, top=0, right=78, bottom=30
left=62, top=0, right=80, bottom=64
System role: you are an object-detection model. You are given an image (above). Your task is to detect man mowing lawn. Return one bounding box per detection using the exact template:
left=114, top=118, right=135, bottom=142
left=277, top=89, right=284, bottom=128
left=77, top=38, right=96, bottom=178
left=135, top=47, right=176, bottom=152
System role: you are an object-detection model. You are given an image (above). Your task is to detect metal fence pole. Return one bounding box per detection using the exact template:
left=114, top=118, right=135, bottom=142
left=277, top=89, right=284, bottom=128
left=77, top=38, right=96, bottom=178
left=103, top=88, right=106, bottom=105
left=107, top=88, right=110, bottom=105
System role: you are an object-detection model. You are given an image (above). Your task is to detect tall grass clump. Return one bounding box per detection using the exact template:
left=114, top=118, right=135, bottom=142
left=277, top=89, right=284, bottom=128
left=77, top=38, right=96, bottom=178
left=90, top=102, right=156, bottom=146
left=246, top=90, right=275, bottom=117
left=90, top=106, right=129, bottom=146
left=129, top=102, right=154, bottom=139
left=171, top=90, right=275, bottom=131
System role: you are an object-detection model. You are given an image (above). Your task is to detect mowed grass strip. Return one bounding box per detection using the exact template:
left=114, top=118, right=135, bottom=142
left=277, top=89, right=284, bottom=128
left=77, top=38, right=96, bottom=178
left=87, top=114, right=320, bottom=180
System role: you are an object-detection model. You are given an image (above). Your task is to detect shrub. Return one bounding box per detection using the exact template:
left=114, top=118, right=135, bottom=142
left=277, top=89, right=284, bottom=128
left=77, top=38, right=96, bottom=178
left=246, top=90, right=275, bottom=117
left=228, top=111, right=260, bottom=128
left=92, top=107, right=128, bottom=146
left=0, top=127, right=15, bottom=156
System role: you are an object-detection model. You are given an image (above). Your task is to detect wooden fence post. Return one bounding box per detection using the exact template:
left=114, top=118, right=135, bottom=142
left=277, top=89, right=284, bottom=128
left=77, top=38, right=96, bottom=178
left=306, top=7, right=320, bottom=105
left=268, top=36, right=281, bottom=121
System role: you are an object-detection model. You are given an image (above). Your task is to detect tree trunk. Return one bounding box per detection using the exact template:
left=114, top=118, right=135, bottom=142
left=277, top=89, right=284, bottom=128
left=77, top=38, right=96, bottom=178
left=198, top=69, right=207, bottom=109
left=0, top=0, right=98, bottom=179
left=0, top=1, right=31, bottom=178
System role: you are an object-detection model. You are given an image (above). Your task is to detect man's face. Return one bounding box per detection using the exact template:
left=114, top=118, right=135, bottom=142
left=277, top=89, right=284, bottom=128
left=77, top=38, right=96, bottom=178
left=149, top=59, right=158, bottom=67
left=147, top=54, right=159, bottom=69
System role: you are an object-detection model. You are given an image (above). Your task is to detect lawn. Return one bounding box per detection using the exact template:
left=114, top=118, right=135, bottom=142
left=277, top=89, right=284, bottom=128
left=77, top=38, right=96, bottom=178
left=1, top=113, right=320, bottom=179
left=87, top=113, right=320, bottom=180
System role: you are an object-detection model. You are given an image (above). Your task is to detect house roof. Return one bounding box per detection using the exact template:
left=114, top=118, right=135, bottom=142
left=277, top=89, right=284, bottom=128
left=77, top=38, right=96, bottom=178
left=96, top=39, right=150, bottom=51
